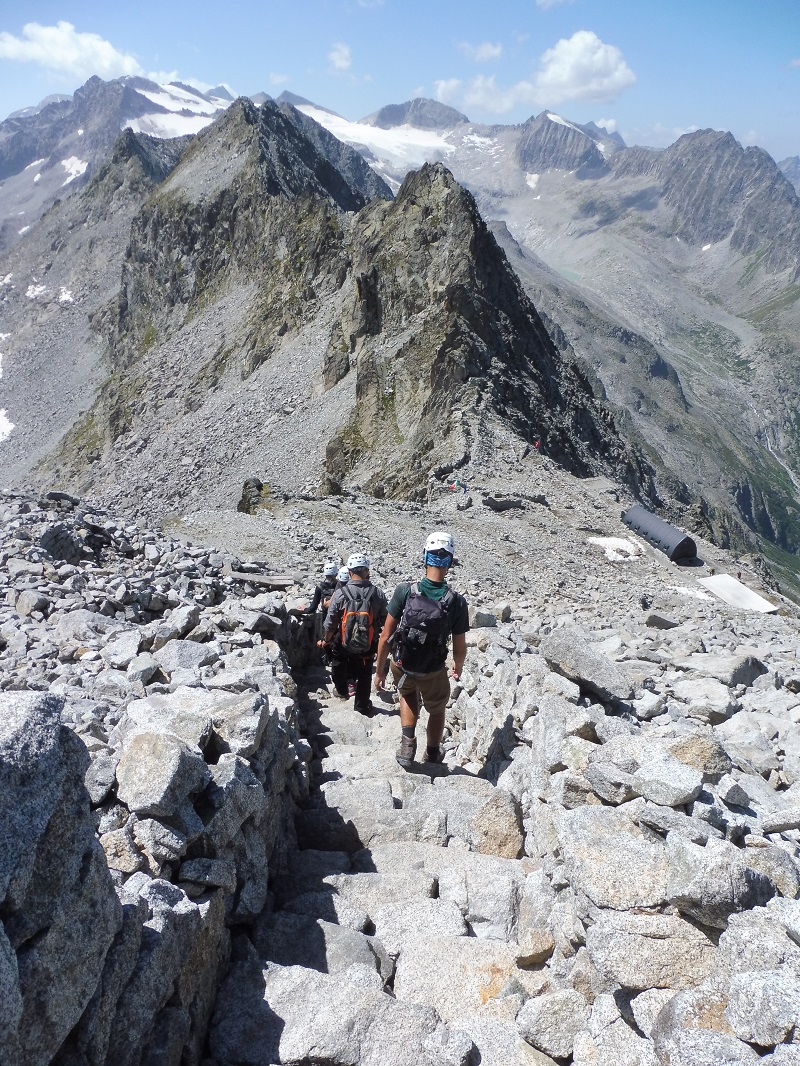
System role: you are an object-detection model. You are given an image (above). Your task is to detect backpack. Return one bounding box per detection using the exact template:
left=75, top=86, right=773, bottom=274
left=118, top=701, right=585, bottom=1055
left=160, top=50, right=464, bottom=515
left=340, top=584, right=378, bottom=655
left=393, top=583, right=455, bottom=675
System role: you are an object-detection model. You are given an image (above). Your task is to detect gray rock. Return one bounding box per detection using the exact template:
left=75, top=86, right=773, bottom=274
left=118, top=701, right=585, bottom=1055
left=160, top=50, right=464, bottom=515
left=211, top=691, right=273, bottom=758
left=666, top=833, right=777, bottom=928
left=725, top=969, right=800, bottom=1047
left=152, top=638, right=219, bottom=675
left=556, top=806, right=671, bottom=910
left=516, top=988, right=590, bottom=1058
left=100, top=630, right=142, bottom=670
left=209, top=959, right=475, bottom=1066
left=150, top=604, right=201, bottom=650
left=253, top=911, right=389, bottom=980
left=84, top=751, right=119, bottom=805
left=539, top=626, right=634, bottom=701
left=572, top=992, right=659, bottom=1066
left=371, top=899, right=468, bottom=957
left=0, top=692, right=122, bottom=1064
left=116, top=732, right=209, bottom=817
left=631, top=753, right=703, bottom=806
left=586, top=911, right=716, bottom=990
left=126, top=652, right=161, bottom=685
left=584, top=760, right=640, bottom=804
left=675, top=653, right=767, bottom=688
left=119, top=687, right=216, bottom=749
left=762, top=807, right=800, bottom=834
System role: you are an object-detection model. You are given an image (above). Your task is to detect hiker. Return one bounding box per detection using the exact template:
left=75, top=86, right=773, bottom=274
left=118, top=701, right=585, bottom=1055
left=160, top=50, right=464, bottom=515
left=318, top=553, right=387, bottom=716
left=304, top=562, right=339, bottom=655
left=374, top=532, right=469, bottom=767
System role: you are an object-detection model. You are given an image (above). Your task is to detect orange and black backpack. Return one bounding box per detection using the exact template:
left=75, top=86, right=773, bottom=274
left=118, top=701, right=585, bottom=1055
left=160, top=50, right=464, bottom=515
left=340, top=584, right=378, bottom=655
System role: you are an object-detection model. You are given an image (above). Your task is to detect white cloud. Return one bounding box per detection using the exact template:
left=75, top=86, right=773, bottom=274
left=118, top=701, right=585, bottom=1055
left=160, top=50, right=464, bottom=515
left=269, top=72, right=290, bottom=86
left=0, top=21, right=141, bottom=80
left=534, top=30, right=636, bottom=105
left=329, top=42, right=352, bottom=71
left=458, top=41, right=503, bottom=63
left=435, top=78, right=463, bottom=105
left=595, top=116, right=617, bottom=132
left=436, top=30, right=634, bottom=116
left=536, top=0, right=576, bottom=7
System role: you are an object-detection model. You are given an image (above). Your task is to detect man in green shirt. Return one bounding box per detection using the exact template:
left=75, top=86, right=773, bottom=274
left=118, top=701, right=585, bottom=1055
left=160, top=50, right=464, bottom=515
left=375, top=532, right=469, bottom=767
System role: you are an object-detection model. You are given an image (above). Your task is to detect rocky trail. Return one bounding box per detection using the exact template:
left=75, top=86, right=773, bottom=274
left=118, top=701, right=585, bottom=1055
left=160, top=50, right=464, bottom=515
left=2, top=479, right=800, bottom=1065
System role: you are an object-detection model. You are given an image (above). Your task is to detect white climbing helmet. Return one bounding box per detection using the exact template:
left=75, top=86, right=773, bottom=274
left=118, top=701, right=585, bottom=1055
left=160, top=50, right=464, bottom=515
left=337, top=566, right=350, bottom=582
left=425, top=531, right=455, bottom=555
left=346, top=553, right=370, bottom=571
left=323, top=562, right=338, bottom=578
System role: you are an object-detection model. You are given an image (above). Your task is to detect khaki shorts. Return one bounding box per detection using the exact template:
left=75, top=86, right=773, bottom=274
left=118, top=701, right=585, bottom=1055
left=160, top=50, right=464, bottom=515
left=390, top=662, right=450, bottom=717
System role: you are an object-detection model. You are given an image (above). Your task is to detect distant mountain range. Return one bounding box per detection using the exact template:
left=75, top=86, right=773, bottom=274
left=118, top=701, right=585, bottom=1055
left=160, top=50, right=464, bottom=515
left=1, top=75, right=799, bottom=593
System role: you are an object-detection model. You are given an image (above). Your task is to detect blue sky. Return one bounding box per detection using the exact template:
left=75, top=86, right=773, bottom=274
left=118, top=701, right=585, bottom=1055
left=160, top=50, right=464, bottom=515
left=1, top=0, right=798, bottom=161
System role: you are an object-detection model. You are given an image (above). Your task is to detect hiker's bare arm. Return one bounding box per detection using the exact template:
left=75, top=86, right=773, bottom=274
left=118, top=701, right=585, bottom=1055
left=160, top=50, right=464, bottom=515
left=374, top=615, right=398, bottom=689
left=451, top=633, right=467, bottom=680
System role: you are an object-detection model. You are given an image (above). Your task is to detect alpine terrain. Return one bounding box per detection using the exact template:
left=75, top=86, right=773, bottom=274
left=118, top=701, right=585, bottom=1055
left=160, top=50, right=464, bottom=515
left=0, top=75, right=800, bottom=1066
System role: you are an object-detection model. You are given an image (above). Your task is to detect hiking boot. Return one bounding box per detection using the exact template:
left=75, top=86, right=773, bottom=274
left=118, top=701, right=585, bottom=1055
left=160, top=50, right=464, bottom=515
left=425, top=745, right=444, bottom=764
left=347, top=680, right=357, bottom=698
left=396, top=735, right=417, bottom=768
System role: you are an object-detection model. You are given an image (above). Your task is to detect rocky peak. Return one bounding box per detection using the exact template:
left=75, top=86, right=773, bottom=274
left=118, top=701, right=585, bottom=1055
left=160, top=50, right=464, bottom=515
left=615, top=129, right=800, bottom=275
left=278, top=101, right=393, bottom=203
left=326, top=161, right=653, bottom=498
left=359, top=98, right=470, bottom=130
left=779, top=155, right=800, bottom=194
left=517, top=111, right=609, bottom=176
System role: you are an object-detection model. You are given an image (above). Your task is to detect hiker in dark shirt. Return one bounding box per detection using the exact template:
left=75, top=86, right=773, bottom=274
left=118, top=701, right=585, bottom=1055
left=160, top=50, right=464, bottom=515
left=305, top=562, right=339, bottom=654
left=375, top=532, right=469, bottom=767
left=319, top=553, right=388, bottom=716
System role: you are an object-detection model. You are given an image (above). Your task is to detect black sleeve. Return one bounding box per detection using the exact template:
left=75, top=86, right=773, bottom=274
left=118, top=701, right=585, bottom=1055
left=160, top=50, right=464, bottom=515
left=451, top=593, right=470, bottom=636
left=308, top=585, right=322, bottom=613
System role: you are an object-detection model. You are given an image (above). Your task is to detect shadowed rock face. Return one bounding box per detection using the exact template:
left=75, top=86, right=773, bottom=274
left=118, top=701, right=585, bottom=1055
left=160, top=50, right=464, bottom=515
left=326, top=162, right=650, bottom=498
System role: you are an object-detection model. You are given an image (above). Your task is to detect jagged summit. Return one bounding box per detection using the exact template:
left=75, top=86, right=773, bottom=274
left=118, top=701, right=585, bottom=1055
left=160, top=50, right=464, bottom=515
left=325, top=161, right=652, bottom=497
left=517, top=111, right=613, bottom=175
left=359, top=97, right=470, bottom=130
left=615, top=128, right=800, bottom=274
left=157, top=96, right=371, bottom=211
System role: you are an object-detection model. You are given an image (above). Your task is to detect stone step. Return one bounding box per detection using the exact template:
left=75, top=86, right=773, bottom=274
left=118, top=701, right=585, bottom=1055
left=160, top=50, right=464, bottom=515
left=209, top=958, right=476, bottom=1066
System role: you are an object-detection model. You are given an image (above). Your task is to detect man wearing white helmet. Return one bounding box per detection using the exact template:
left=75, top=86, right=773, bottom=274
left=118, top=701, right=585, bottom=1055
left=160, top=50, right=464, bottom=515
left=305, top=562, right=340, bottom=653
left=319, top=552, right=388, bottom=715
left=375, top=531, right=469, bottom=767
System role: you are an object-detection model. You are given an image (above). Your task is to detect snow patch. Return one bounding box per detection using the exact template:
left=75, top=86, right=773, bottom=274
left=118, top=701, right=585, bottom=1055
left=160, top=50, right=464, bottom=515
left=136, top=86, right=226, bottom=117
left=587, top=536, right=643, bottom=562
left=26, top=283, right=47, bottom=299
left=525, top=173, right=540, bottom=190
left=125, top=113, right=217, bottom=139
left=0, top=274, right=12, bottom=286
left=666, top=584, right=712, bottom=601
left=78, top=128, right=84, bottom=135
left=60, top=157, right=88, bottom=185
left=296, top=104, right=455, bottom=171
left=33, top=173, right=41, bottom=183
left=59, top=288, right=74, bottom=303
left=702, top=244, right=712, bottom=251
left=18, top=226, right=30, bottom=236
left=25, top=158, right=46, bottom=170
left=546, top=112, right=582, bottom=135
left=0, top=409, right=14, bottom=443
